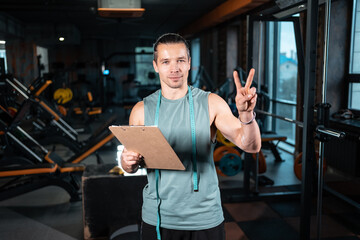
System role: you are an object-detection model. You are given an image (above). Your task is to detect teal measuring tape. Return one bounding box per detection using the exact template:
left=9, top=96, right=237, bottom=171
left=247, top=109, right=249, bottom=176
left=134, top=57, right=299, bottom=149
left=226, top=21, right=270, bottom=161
left=154, top=90, right=162, bottom=240
left=153, top=86, right=198, bottom=240
left=188, top=87, right=198, bottom=191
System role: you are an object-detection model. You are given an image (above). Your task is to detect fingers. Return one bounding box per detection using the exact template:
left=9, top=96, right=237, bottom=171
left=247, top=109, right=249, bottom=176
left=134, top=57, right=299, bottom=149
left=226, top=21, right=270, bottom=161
left=233, top=70, right=242, bottom=92
left=123, top=148, right=142, bottom=159
left=249, top=92, right=258, bottom=105
left=121, top=148, right=142, bottom=173
left=249, top=87, right=257, bottom=97
left=236, top=87, right=257, bottom=112
left=233, top=68, right=255, bottom=96
left=244, top=68, right=255, bottom=94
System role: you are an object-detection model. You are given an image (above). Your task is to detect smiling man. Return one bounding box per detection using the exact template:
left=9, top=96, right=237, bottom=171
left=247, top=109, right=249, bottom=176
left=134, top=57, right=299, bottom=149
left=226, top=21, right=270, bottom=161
left=121, top=33, right=261, bottom=240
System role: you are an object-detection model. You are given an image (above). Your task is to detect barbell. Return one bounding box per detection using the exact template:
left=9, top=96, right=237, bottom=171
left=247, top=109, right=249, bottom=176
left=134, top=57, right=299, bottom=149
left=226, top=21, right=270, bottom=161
left=255, top=109, right=304, bottom=128
left=256, top=109, right=345, bottom=139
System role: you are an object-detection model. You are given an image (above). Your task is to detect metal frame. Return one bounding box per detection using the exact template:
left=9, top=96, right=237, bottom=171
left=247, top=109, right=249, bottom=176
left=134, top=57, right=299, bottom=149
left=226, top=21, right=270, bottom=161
left=242, top=14, right=306, bottom=199
left=301, top=1, right=319, bottom=239
left=249, top=16, right=304, bottom=145
left=349, top=0, right=358, bottom=73
left=248, top=2, right=355, bottom=240
left=246, top=3, right=317, bottom=239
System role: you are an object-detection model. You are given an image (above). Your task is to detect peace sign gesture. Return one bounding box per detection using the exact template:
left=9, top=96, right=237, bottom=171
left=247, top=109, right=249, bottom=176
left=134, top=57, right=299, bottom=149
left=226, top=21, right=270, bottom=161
left=233, top=68, right=257, bottom=113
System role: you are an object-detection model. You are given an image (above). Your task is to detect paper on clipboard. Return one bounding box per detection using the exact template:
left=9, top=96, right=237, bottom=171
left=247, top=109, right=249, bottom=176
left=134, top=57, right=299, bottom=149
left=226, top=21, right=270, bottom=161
left=109, top=125, right=185, bottom=170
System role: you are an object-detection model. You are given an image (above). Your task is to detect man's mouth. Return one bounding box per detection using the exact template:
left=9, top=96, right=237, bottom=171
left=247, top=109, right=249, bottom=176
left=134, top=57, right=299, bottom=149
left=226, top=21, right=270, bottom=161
left=168, top=76, right=182, bottom=80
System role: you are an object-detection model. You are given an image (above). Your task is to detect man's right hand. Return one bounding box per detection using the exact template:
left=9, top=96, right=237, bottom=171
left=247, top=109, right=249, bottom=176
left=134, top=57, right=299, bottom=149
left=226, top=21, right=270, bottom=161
left=121, top=148, right=142, bottom=173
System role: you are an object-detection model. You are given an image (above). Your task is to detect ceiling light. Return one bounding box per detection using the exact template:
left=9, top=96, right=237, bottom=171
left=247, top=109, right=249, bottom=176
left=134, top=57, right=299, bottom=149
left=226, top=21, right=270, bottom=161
left=0, top=40, right=6, bottom=44
left=59, top=37, right=65, bottom=42
left=97, top=0, right=145, bottom=18
left=98, top=8, right=145, bottom=18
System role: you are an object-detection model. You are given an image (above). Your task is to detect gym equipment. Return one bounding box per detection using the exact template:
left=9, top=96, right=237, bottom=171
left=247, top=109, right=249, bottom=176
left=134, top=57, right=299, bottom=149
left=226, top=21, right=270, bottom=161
left=4, top=75, right=79, bottom=141
left=252, top=150, right=266, bottom=174
left=298, top=1, right=346, bottom=238
left=0, top=99, right=81, bottom=159
left=0, top=100, right=118, bottom=200
left=213, top=146, right=242, bottom=176
left=192, top=66, right=214, bottom=91
left=293, top=152, right=327, bottom=181
left=216, top=130, right=236, bottom=147
left=82, top=164, right=146, bottom=240
left=53, top=87, right=73, bottom=104
left=244, top=5, right=349, bottom=239
left=219, top=153, right=242, bottom=176
left=0, top=163, right=83, bottom=201
left=314, top=1, right=347, bottom=238
left=6, top=106, right=17, bottom=117
left=0, top=113, right=85, bottom=201
left=56, top=105, right=67, bottom=116
left=261, top=133, right=287, bottom=162
left=72, top=91, right=102, bottom=120
left=1, top=77, right=118, bottom=165
left=216, top=132, right=280, bottom=175
left=255, top=109, right=304, bottom=128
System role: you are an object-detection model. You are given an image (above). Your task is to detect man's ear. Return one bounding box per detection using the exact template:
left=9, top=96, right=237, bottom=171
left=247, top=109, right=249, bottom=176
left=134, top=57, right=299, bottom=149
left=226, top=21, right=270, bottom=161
left=153, top=60, right=159, bottom=73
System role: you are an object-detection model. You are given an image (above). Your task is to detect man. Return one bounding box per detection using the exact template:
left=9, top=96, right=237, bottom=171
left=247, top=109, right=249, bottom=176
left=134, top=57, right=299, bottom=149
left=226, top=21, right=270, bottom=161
left=121, top=33, right=261, bottom=240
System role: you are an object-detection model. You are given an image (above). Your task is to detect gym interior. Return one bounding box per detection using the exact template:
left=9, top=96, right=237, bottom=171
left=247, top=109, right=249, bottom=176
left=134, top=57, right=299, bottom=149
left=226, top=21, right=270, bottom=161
left=0, top=0, right=360, bottom=239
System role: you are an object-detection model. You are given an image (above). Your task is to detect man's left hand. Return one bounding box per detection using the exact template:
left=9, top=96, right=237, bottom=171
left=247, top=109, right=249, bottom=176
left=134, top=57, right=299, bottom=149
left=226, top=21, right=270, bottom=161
left=233, top=68, right=257, bottom=115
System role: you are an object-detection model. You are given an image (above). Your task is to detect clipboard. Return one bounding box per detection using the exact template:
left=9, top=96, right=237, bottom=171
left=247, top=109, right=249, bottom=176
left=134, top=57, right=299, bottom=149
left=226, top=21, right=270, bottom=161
left=109, top=125, right=185, bottom=170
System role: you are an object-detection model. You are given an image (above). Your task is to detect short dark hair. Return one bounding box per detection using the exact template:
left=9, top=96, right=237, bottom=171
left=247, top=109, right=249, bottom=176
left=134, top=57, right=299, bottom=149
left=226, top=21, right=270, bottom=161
left=153, top=33, right=190, bottom=62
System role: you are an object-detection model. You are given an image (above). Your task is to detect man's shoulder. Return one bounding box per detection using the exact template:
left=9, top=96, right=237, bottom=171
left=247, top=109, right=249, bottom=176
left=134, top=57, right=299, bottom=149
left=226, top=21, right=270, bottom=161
left=143, top=89, right=161, bottom=102
left=208, top=92, right=228, bottom=111
left=129, top=101, right=144, bottom=125
left=191, top=86, right=210, bottom=98
left=131, top=101, right=144, bottom=114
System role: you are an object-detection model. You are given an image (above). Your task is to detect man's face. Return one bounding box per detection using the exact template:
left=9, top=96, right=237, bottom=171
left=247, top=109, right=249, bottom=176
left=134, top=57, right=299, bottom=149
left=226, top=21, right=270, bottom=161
left=153, top=43, right=191, bottom=89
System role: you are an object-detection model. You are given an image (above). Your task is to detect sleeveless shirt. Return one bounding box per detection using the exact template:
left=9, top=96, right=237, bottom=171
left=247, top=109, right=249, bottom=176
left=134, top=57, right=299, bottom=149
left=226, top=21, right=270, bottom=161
left=142, top=86, right=224, bottom=230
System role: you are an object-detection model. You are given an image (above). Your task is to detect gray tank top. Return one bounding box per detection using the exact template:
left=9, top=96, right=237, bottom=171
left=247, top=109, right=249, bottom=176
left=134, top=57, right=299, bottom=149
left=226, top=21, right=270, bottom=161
left=142, top=86, right=224, bottom=230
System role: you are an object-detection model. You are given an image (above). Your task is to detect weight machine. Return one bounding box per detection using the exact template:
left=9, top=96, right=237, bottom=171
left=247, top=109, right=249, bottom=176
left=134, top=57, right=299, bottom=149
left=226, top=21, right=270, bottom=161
left=1, top=75, right=119, bottom=164
left=245, top=1, right=349, bottom=240
left=0, top=106, right=84, bottom=201
left=0, top=98, right=119, bottom=200
left=2, top=75, right=80, bottom=142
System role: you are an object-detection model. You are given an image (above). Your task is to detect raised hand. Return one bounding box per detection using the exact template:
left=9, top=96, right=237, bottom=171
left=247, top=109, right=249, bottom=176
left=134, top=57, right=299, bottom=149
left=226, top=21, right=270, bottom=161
left=233, top=68, right=257, bottom=113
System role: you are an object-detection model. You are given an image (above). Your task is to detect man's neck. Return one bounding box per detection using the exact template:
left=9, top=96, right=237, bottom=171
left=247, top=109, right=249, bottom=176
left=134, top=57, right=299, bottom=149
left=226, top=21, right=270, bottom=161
left=161, top=84, right=188, bottom=100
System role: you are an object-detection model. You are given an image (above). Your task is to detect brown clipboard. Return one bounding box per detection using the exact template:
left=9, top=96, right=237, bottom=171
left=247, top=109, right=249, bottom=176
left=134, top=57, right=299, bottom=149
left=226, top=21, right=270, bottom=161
left=109, top=125, right=185, bottom=170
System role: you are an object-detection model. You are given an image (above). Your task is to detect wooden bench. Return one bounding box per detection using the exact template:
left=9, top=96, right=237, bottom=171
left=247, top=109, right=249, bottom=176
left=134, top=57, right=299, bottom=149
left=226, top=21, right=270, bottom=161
left=261, top=132, right=287, bottom=162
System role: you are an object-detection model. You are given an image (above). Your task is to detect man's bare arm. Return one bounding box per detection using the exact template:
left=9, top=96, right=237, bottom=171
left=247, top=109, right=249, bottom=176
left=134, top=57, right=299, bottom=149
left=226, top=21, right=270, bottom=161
left=209, top=69, right=261, bottom=153
left=209, top=94, right=261, bottom=153
left=121, top=101, right=144, bottom=173
left=129, top=101, right=144, bottom=125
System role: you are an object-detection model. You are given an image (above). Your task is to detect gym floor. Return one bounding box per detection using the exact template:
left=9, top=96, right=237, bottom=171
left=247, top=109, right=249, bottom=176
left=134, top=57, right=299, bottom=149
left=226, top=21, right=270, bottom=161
left=0, top=107, right=359, bottom=240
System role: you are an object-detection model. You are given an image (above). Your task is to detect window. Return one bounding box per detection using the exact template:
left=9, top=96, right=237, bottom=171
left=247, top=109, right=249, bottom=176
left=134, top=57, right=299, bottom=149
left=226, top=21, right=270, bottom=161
left=191, top=38, right=200, bottom=87
left=350, top=0, right=360, bottom=74
left=348, top=82, right=360, bottom=110
left=265, top=21, right=298, bottom=145
left=0, top=40, right=7, bottom=74
left=135, top=47, right=155, bottom=85
left=36, top=46, right=49, bottom=77
left=348, top=0, right=360, bottom=112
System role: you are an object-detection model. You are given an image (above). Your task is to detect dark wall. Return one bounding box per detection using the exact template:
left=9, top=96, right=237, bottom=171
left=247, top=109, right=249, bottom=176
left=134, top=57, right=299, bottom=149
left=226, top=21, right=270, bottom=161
left=5, top=39, right=37, bottom=85
left=326, top=0, right=352, bottom=115
left=200, top=29, right=218, bottom=90
left=4, top=33, right=154, bottom=104
left=46, top=37, right=153, bottom=104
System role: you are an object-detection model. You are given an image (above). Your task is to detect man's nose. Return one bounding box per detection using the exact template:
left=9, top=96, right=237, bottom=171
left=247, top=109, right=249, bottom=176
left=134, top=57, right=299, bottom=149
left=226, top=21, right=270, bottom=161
left=170, top=62, right=180, bottom=72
